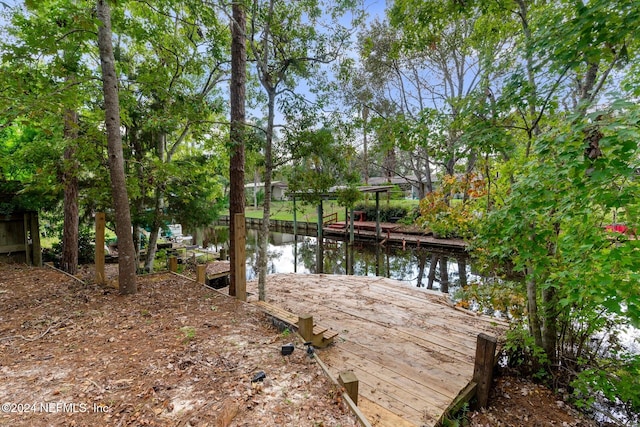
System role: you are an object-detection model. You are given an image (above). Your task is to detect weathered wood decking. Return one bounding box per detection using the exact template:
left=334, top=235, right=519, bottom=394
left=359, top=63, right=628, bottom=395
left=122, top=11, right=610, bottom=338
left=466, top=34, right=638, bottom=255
left=247, top=273, right=507, bottom=427
left=323, top=222, right=468, bottom=250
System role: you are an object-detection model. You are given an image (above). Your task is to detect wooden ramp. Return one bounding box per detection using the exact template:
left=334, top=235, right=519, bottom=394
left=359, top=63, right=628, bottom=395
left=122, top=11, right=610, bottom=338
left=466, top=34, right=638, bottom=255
left=247, top=274, right=507, bottom=427
left=322, top=224, right=468, bottom=250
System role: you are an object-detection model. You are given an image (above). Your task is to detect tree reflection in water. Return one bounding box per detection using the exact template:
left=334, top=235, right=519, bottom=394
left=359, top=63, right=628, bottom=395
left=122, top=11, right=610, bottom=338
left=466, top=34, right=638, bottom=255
left=206, top=227, right=475, bottom=294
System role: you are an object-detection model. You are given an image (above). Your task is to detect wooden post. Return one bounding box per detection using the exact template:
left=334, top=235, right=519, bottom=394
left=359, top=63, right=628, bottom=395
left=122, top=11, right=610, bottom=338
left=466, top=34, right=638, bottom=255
left=298, top=314, right=313, bottom=342
left=440, top=255, right=449, bottom=293
left=29, top=212, right=42, bottom=267
left=23, top=213, right=30, bottom=265
left=349, top=207, right=354, bottom=243
left=169, top=256, right=178, bottom=272
left=375, top=192, right=380, bottom=240
left=458, top=256, right=468, bottom=287
left=196, top=264, right=206, bottom=284
left=316, top=201, right=324, bottom=274
left=427, top=253, right=438, bottom=290
left=473, top=333, right=497, bottom=408
left=339, top=371, right=359, bottom=405
left=95, top=212, right=106, bottom=284
left=233, top=213, right=246, bottom=301
left=317, top=201, right=323, bottom=241
left=293, top=196, right=298, bottom=239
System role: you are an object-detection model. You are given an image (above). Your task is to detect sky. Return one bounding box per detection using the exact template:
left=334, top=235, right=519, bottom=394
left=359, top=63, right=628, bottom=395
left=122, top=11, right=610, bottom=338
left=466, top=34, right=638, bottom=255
left=0, top=0, right=391, bottom=138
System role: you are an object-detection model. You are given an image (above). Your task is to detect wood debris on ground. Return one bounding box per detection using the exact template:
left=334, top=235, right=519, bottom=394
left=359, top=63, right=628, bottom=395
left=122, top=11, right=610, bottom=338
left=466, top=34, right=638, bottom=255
left=0, top=264, right=357, bottom=427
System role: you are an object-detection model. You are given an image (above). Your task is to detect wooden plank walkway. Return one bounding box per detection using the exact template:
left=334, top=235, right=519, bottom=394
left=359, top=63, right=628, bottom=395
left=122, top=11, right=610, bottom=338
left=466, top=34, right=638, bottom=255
left=323, top=224, right=468, bottom=250
left=247, top=273, right=507, bottom=427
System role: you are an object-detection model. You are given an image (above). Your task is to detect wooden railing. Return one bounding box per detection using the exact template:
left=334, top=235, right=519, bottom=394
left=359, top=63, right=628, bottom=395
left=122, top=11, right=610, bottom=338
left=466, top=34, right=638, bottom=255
left=322, top=211, right=338, bottom=226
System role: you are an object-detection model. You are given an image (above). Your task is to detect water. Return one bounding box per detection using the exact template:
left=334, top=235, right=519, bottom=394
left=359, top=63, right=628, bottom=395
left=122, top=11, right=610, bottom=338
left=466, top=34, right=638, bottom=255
left=206, top=227, right=476, bottom=293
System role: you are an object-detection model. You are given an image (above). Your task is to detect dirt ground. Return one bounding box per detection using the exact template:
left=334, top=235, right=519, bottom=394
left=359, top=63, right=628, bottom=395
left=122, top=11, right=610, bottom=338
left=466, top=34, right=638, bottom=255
left=0, top=263, right=599, bottom=427
left=467, top=374, right=597, bottom=427
left=0, top=264, right=357, bottom=427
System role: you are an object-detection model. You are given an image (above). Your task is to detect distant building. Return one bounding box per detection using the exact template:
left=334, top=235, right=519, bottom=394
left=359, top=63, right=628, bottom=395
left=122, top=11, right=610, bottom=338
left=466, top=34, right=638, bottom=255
left=367, top=175, right=436, bottom=199
left=0, top=184, right=42, bottom=266
left=245, top=181, right=289, bottom=201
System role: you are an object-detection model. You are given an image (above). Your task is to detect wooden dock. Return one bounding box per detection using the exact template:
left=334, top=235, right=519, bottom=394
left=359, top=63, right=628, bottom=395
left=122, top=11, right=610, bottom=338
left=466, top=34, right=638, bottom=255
left=323, top=222, right=468, bottom=251
left=247, top=273, right=507, bottom=427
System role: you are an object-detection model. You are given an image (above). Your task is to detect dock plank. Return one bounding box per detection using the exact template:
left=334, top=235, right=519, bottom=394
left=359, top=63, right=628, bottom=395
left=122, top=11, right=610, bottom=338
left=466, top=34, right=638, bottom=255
left=333, top=339, right=471, bottom=397
left=247, top=274, right=507, bottom=427
left=359, top=397, right=417, bottom=427
left=326, top=344, right=457, bottom=410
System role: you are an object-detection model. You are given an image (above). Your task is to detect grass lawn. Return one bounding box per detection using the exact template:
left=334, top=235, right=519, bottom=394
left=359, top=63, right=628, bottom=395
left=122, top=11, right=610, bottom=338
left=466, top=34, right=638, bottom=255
left=236, top=198, right=420, bottom=222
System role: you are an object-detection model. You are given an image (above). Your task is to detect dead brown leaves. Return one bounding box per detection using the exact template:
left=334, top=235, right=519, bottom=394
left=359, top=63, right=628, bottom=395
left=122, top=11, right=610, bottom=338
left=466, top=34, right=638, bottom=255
left=0, top=264, right=357, bottom=427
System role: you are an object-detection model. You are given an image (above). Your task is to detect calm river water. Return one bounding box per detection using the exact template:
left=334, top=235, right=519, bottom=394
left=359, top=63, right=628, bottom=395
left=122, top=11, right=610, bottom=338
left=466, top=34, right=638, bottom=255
left=205, top=226, right=476, bottom=294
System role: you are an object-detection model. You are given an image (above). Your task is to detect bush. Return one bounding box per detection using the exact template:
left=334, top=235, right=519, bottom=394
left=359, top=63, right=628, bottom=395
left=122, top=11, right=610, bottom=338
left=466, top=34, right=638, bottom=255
left=51, top=228, right=96, bottom=265
left=246, top=189, right=265, bottom=206
left=417, top=174, right=485, bottom=238
left=503, top=325, right=550, bottom=380
left=353, top=204, right=409, bottom=222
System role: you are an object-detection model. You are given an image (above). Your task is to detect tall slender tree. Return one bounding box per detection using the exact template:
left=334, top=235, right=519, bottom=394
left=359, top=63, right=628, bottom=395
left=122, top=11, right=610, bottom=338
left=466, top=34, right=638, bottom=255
left=113, top=1, right=228, bottom=272
left=248, top=0, right=359, bottom=300
left=61, top=107, right=79, bottom=274
left=1, top=1, right=96, bottom=274
left=229, top=0, right=247, bottom=297
left=96, top=0, right=137, bottom=294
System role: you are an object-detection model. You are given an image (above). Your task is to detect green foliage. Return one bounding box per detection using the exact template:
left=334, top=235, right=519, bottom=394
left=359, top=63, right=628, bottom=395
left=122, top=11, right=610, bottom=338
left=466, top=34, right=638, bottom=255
left=164, top=155, right=225, bottom=230
left=417, top=174, right=486, bottom=238
left=51, top=227, right=96, bottom=265
left=180, top=326, right=196, bottom=343
left=475, top=102, right=640, bottom=415
left=397, top=206, right=420, bottom=225
left=572, top=353, right=640, bottom=424
left=454, top=279, right=526, bottom=319
left=154, top=249, right=168, bottom=270
left=336, top=185, right=362, bottom=209
left=440, top=402, right=470, bottom=427
left=247, top=188, right=265, bottom=206
left=387, top=184, right=405, bottom=200
left=503, top=325, right=550, bottom=380
left=285, top=128, right=358, bottom=205
left=280, top=328, right=292, bottom=339
left=352, top=204, right=408, bottom=223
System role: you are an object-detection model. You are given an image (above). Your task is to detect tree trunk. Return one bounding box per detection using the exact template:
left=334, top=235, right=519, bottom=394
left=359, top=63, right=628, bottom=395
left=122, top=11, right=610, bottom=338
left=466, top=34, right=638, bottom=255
left=61, top=109, right=79, bottom=274
left=542, top=285, right=558, bottom=363
left=462, top=150, right=477, bottom=202
left=144, top=186, right=164, bottom=273
left=416, top=249, right=427, bottom=287
left=427, top=253, right=438, bottom=290
left=96, top=0, right=137, bottom=294
left=362, top=106, right=369, bottom=185
left=257, top=90, right=275, bottom=301
left=525, top=265, right=543, bottom=348
left=253, top=169, right=259, bottom=209
left=424, top=155, right=433, bottom=195
left=144, top=132, right=166, bottom=273
left=439, top=255, right=449, bottom=293
left=129, top=124, right=145, bottom=269
left=229, top=1, right=247, bottom=297
left=457, top=256, right=467, bottom=287
left=383, top=147, right=396, bottom=180
left=515, top=0, right=540, bottom=157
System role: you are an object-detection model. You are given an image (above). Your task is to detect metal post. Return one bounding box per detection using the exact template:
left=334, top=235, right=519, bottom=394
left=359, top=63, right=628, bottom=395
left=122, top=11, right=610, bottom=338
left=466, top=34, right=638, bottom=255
left=375, top=192, right=381, bottom=240
left=349, top=207, right=354, bottom=244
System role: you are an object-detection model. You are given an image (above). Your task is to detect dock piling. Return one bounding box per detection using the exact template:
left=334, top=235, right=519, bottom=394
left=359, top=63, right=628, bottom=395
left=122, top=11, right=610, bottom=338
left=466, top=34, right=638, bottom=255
left=339, top=371, right=359, bottom=405
left=298, top=314, right=313, bottom=341
left=196, top=264, right=206, bottom=284
left=169, top=256, right=178, bottom=272
left=473, top=333, right=497, bottom=408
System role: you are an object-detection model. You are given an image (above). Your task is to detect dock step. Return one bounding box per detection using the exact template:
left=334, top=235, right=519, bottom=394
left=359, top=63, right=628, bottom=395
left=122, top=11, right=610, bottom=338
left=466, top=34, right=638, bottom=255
left=254, top=300, right=338, bottom=348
